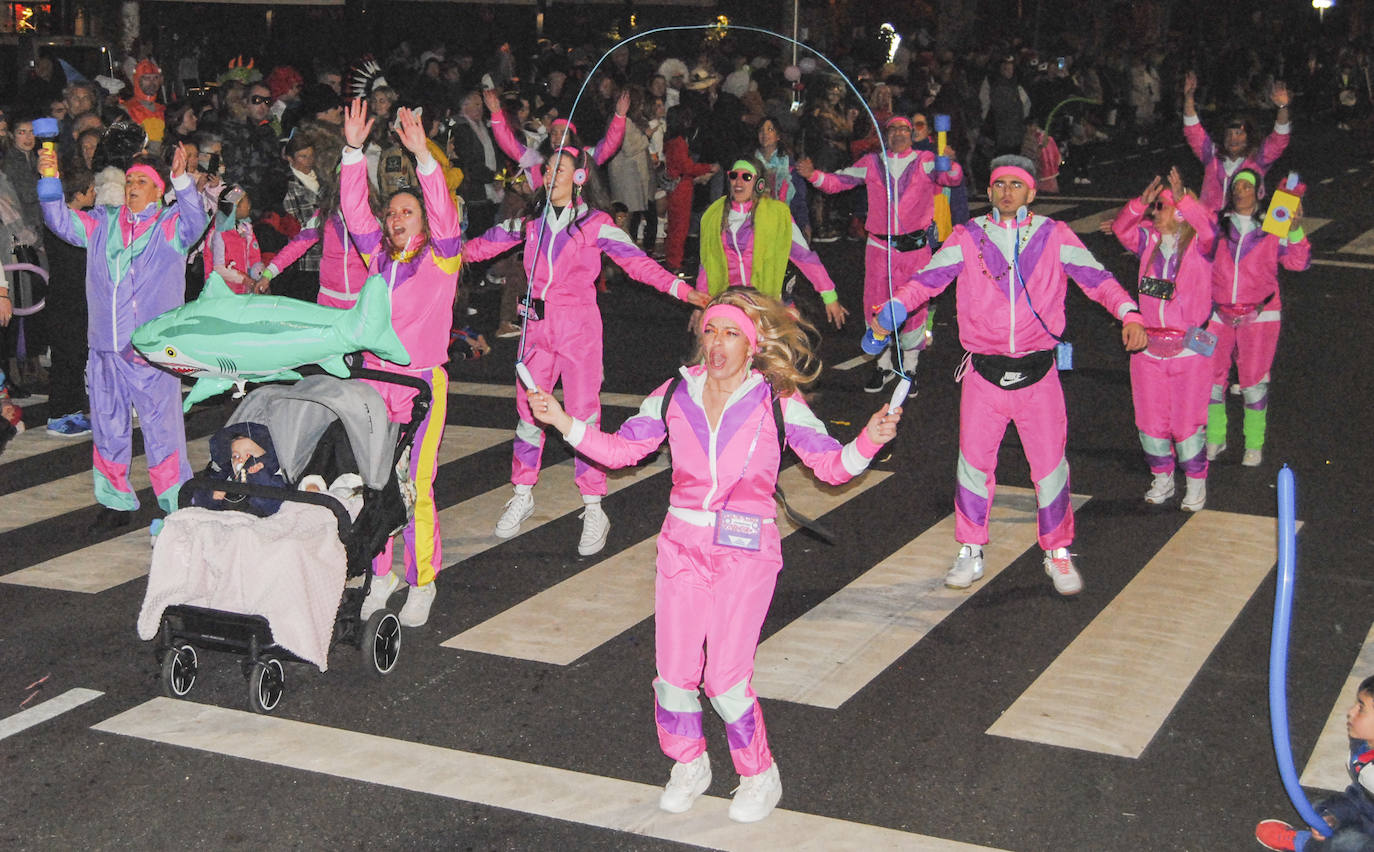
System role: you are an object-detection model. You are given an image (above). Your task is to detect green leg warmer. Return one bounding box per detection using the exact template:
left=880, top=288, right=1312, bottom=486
left=1243, top=406, right=1267, bottom=451
left=1206, top=403, right=1228, bottom=446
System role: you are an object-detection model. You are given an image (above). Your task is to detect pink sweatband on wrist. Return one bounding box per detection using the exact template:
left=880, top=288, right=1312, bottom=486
left=126, top=164, right=166, bottom=195
left=989, top=165, right=1036, bottom=190
left=701, top=304, right=758, bottom=351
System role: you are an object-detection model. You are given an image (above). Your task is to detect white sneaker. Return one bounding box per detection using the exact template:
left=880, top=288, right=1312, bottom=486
left=728, top=762, right=782, bottom=823
left=360, top=571, right=402, bottom=621
left=945, top=544, right=985, bottom=589
left=577, top=502, right=610, bottom=556
left=494, top=489, right=535, bottom=538
left=1242, top=448, right=1263, bottom=467
left=1181, top=478, right=1207, bottom=513
left=398, top=580, right=437, bottom=627
left=658, top=753, right=711, bottom=813
left=1144, top=472, right=1176, bottom=504
left=1043, top=548, right=1082, bottom=596
left=1205, top=442, right=1226, bottom=461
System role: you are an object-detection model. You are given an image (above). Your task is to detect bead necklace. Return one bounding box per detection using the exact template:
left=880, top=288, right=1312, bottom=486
left=974, top=212, right=1034, bottom=284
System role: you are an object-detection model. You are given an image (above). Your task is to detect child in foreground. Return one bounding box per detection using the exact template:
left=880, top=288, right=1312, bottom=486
left=1257, top=675, right=1374, bottom=851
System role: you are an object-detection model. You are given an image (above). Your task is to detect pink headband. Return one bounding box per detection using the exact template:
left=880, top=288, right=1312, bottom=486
left=701, top=304, right=758, bottom=351
left=551, top=118, right=579, bottom=135
left=884, top=115, right=913, bottom=130
left=125, top=164, right=166, bottom=195
left=1157, top=189, right=1177, bottom=206
left=989, top=165, right=1036, bottom=191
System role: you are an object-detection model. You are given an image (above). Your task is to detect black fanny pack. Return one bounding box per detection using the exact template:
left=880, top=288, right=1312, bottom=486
left=871, top=230, right=928, bottom=252
left=970, top=350, right=1055, bottom=390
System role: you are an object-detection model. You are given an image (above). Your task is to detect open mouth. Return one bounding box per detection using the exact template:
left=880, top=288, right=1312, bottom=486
left=158, top=363, right=201, bottom=376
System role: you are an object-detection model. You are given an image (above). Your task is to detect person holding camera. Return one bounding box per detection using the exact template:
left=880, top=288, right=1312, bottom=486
left=1111, top=168, right=1218, bottom=511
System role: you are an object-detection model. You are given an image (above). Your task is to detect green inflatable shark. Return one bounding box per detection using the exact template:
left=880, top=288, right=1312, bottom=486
left=132, top=273, right=410, bottom=411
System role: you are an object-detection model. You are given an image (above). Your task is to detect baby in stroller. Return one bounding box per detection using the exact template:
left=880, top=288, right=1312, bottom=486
left=191, top=422, right=287, bottom=516
left=138, top=370, right=430, bottom=712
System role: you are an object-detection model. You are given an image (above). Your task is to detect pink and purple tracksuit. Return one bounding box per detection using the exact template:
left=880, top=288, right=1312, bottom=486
left=693, top=199, right=838, bottom=303
left=1112, top=195, right=1218, bottom=481
left=489, top=111, right=626, bottom=187
left=566, top=366, right=881, bottom=776
left=1183, top=116, right=1290, bottom=212
left=809, top=149, right=964, bottom=353
left=265, top=211, right=372, bottom=309
left=1205, top=213, right=1310, bottom=452
left=341, top=149, right=463, bottom=587
left=895, top=212, right=1141, bottom=550
left=42, top=174, right=209, bottom=515
left=464, top=203, right=694, bottom=496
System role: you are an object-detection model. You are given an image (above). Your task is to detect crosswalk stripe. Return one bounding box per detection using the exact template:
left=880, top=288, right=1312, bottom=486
left=987, top=510, right=1289, bottom=758
left=454, top=380, right=647, bottom=409
left=0, top=436, right=213, bottom=534
left=753, top=486, right=1089, bottom=709
left=0, top=688, right=103, bottom=741
left=1302, top=217, right=1332, bottom=238
left=1313, top=258, right=1374, bottom=270
left=831, top=354, right=872, bottom=372
left=436, top=452, right=670, bottom=565
left=1300, top=621, right=1374, bottom=792
left=1, top=427, right=512, bottom=594
left=1338, top=228, right=1374, bottom=255
left=94, top=698, right=1005, bottom=851
left=441, top=465, right=891, bottom=664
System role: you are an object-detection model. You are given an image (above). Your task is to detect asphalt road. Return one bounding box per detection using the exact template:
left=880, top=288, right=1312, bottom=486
left=2, top=123, right=1372, bottom=851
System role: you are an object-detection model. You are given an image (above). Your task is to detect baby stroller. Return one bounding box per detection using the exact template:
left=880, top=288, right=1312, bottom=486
left=140, top=367, right=430, bottom=713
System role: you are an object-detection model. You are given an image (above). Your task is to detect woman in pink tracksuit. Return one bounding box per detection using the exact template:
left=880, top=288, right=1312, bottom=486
left=465, top=145, right=709, bottom=556
left=526, top=288, right=900, bottom=824
left=484, top=87, right=627, bottom=188
left=1112, top=169, right=1218, bottom=511
left=1205, top=168, right=1311, bottom=468
left=342, top=101, right=464, bottom=629
left=1182, top=71, right=1292, bottom=212
left=800, top=116, right=965, bottom=391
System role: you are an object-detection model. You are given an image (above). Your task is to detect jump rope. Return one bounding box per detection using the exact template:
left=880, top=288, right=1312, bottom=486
left=510, top=24, right=915, bottom=416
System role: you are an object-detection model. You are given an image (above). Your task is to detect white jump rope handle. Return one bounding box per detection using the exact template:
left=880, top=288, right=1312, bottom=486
left=515, top=361, right=538, bottom=392
left=887, top=376, right=912, bottom=415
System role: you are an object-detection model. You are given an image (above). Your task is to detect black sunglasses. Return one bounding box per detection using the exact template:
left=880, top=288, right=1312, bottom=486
left=250, top=95, right=271, bottom=105
left=727, top=170, right=755, bottom=182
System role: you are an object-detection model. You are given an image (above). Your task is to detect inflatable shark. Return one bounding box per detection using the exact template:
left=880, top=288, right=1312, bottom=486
left=132, top=273, right=410, bottom=411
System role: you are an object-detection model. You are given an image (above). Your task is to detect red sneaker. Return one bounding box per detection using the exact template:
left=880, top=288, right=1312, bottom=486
left=1255, top=819, right=1299, bottom=851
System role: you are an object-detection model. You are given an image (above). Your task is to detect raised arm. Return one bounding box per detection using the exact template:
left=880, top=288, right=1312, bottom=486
left=169, top=145, right=211, bottom=252
left=485, top=89, right=532, bottom=164
left=340, top=98, right=384, bottom=258
left=1112, top=176, right=1161, bottom=254
left=37, top=146, right=99, bottom=247
left=395, top=107, right=461, bottom=256
left=592, top=96, right=629, bottom=165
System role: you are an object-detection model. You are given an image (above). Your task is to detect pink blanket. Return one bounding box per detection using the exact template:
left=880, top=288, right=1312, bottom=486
left=138, top=504, right=348, bottom=671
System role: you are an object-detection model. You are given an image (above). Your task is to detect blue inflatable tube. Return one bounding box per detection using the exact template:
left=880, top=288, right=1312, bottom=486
left=1269, top=465, right=1332, bottom=836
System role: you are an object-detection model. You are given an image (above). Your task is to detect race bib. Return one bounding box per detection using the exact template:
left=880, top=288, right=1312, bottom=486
left=715, top=509, right=762, bottom=550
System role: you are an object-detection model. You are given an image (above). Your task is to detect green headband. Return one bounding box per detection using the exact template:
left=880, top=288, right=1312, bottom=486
left=729, top=160, right=759, bottom=176
left=1233, top=171, right=1258, bottom=188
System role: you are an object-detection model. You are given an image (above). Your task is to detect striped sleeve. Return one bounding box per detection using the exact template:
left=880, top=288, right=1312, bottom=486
left=567, top=380, right=672, bottom=467
left=779, top=395, right=871, bottom=485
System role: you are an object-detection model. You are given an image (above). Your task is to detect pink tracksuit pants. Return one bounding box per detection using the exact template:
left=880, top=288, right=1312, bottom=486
left=955, top=368, right=1074, bottom=550
left=512, top=303, right=608, bottom=496
left=651, top=513, right=779, bottom=777
left=1130, top=351, right=1211, bottom=479
left=865, top=241, right=931, bottom=353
